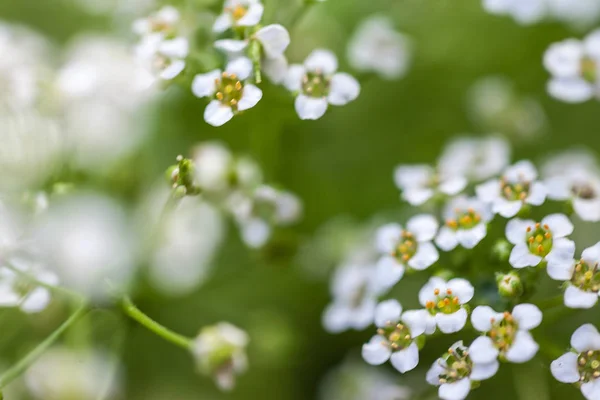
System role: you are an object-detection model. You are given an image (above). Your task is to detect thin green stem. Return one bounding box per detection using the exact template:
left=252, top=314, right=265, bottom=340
left=120, top=296, right=192, bottom=350
left=0, top=302, right=89, bottom=389
left=534, top=294, right=564, bottom=310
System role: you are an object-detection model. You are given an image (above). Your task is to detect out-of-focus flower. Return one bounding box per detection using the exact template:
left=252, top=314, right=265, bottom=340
left=133, top=5, right=181, bottom=38
left=347, top=15, right=411, bottom=80
left=394, top=165, right=467, bottom=206
left=427, top=341, right=499, bottom=400
left=0, top=258, right=58, bottom=314
left=361, top=300, right=428, bottom=373
left=546, top=0, right=600, bottom=28
left=476, top=160, right=546, bottom=218
left=192, top=57, right=262, bottom=126
left=548, top=241, right=600, bottom=309
left=543, top=31, right=600, bottom=103
left=213, top=0, right=264, bottom=33
left=192, top=322, right=249, bottom=391
left=419, top=277, right=475, bottom=334
left=134, top=34, right=188, bottom=81
left=505, top=214, right=575, bottom=270
left=435, top=196, right=492, bottom=251
left=25, top=346, right=121, bottom=400
left=284, top=49, right=360, bottom=120
left=438, top=136, right=511, bottom=183
left=482, top=0, right=546, bottom=25
left=470, top=304, right=541, bottom=364
left=551, top=324, right=600, bottom=400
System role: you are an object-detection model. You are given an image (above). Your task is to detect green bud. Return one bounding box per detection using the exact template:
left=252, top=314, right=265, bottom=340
left=492, top=239, right=511, bottom=262
left=496, top=272, right=523, bottom=298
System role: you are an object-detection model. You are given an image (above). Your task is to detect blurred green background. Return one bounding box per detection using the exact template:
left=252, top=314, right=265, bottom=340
left=1, top=0, right=600, bottom=398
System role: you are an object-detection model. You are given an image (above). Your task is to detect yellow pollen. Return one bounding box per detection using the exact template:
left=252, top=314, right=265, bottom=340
left=402, top=254, right=410, bottom=261
left=443, top=298, right=450, bottom=305
left=528, top=237, right=535, bottom=243
left=235, top=81, right=242, bottom=90
left=446, top=288, right=453, bottom=295
left=231, top=5, right=247, bottom=20
left=519, top=192, right=527, bottom=200
left=536, top=234, right=543, bottom=243
left=437, top=300, right=445, bottom=309
left=589, top=351, right=595, bottom=357
left=216, top=92, right=224, bottom=101
left=526, top=226, right=532, bottom=232
left=230, top=99, right=238, bottom=106
left=434, top=288, right=440, bottom=295
left=545, top=232, right=552, bottom=239
left=426, top=301, right=435, bottom=309
left=537, top=245, right=544, bottom=254
left=452, top=297, right=459, bottom=305
left=543, top=224, right=549, bottom=230
left=585, top=271, right=594, bottom=280
left=377, top=328, right=384, bottom=335
left=535, top=223, right=540, bottom=229
left=224, top=85, right=234, bottom=94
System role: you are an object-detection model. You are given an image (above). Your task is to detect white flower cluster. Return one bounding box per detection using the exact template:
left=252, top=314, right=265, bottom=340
left=482, top=0, right=600, bottom=27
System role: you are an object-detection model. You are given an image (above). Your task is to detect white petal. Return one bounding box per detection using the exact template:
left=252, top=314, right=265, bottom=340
left=327, top=73, right=360, bottom=106
left=213, top=13, right=233, bottom=33
left=543, top=40, right=583, bottom=77
left=214, top=39, right=248, bottom=55
left=20, top=288, right=51, bottom=313
left=204, top=100, right=234, bottom=127
left=237, top=84, right=262, bottom=111
left=581, top=380, right=600, bottom=400
left=456, top=224, right=486, bottom=249
left=545, top=177, right=571, bottom=200
left=548, top=78, right=594, bottom=103
left=546, top=238, right=575, bottom=267
left=550, top=352, right=580, bottom=383
left=574, top=199, right=600, bottom=222
left=225, top=57, right=253, bottom=81
left=240, top=217, right=271, bottom=248
left=526, top=182, right=547, bottom=206
left=375, top=223, right=402, bottom=253
left=426, top=359, right=446, bottom=385
left=435, top=226, right=459, bottom=251
left=509, top=243, right=542, bottom=268
left=547, top=259, right=574, bottom=281
left=505, top=330, right=539, bottom=363
left=374, top=299, right=402, bottom=328
left=394, top=165, right=432, bottom=189
left=439, top=379, right=471, bottom=400
left=375, top=256, right=405, bottom=289
left=505, top=218, right=534, bottom=245
left=191, top=70, right=220, bottom=98
left=439, top=176, right=467, bottom=195
left=470, top=360, right=499, bottom=381
left=401, top=309, right=428, bottom=337
left=505, top=160, right=538, bottom=182
left=304, top=49, right=338, bottom=75
left=407, top=214, right=439, bottom=242
left=476, top=179, right=500, bottom=202
left=419, top=277, right=448, bottom=306
left=159, top=60, right=185, bottom=80
left=283, top=64, right=305, bottom=91
left=255, top=24, right=290, bottom=58
left=471, top=306, right=504, bottom=332
left=512, top=303, right=542, bottom=330
left=322, top=303, right=351, bottom=333
left=447, top=278, right=474, bottom=303
left=262, top=55, right=288, bottom=84
left=159, top=37, right=189, bottom=58
left=493, top=199, right=522, bottom=218
left=237, top=3, right=264, bottom=26
left=572, top=324, right=600, bottom=352
left=469, top=336, right=499, bottom=364
left=582, top=242, right=600, bottom=264
left=362, top=335, right=391, bottom=365
left=294, top=94, right=328, bottom=120
left=565, top=286, right=599, bottom=309
left=436, top=308, right=468, bottom=334
left=390, top=342, right=419, bottom=373
left=542, top=214, right=573, bottom=238
left=408, top=242, right=439, bottom=271
left=403, top=188, right=434, bottom=206
left=0, top=285, right=20, bottom=307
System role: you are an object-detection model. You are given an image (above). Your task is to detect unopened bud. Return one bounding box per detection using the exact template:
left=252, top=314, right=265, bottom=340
left=496, top=272, right=523, bottom=298
left=492, top=239, right=511, bottom=262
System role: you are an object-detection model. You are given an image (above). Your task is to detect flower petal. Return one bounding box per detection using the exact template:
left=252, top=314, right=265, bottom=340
left=542, top=213, right=574, bottom=238
left=407, top=214, right=439, bottom=242
left=375, top=255, right=405, bottom=290
left=582, top=242, right=600, bottom=264
left=571, top=324, right=600, bottom=352
left=470, top=360, right=499, bottom=381
left=471, top=305, right=504, bottom=332
left=304, top=49, right=338, bottom=75
left=509, top=243, right=542, bottom=268
left=505, top=330, right=539, bottom=363
left=469, top=336, right=499, bottom=364
left=548, top=78, right=594, bottom=103
left=255, top=24, right=290, bottom=58
left=294, top=94, right=328, bottom=120
left=361, top=335, right=391, bottom=365
left=214, top=39, right=248, bottom=55
left=547, top=259, right=574, bottom=281
left=262, top=55, right=288, bottom=84
left=426, top=358, right=446, bottom=385
left=581, top=379, right=600, bottom=400
left=550, top=352, right=580, bottom=383
left=327, top=73, right=360, bottom=106
left=435, top=226, right=459, bottom=251
left=505, top=218, right=535, bottom=245
left=394, top=165, right=432, bottom=189
left=546, top=238, right=575, bottom=267
left=493, top=198, right=522, bottom=218
left=213, top=13, right=233, bottom=33
left=439, top=379, right=471, bottom=400
left=20, top=288, right=51, bottom=313
left=237, top=84, right=263, bottom=111
left=204, top=100, right=234, bottom=127
left=374, top=299, right=402, bottom=328
left=283, top=64, right=305, bottom=91
left=447, top=278, right=474, bottom=303
left=512, top=303, right=542, bottom=330
left=403, top=188, right=434, bottom=206
left=225, top=57, right=253, bottom=81
left=322, top=303, right=351, bottom=333
left=436, top=308, right=468, bottom=334
left=574, top=199, right=600, bottom=222
left=408, top=241, right=439, bottom=271
left=375, top=223, right=402, bottom=254
left=419, top=277, right=447, bottom=306
left=456, top=223, right=486, bottom=249
left=439, top=176, right=467, bottom=196
left=191, top=70, right=221, bottom=98
left=565, top=285, right=599, bottom=309
left=476, top=179, right=500, bottom=202
left=526, top=182, right=547, bottom=206
left=401, top=309, right=428, bottom=337
left=159, top=60, right=186, bottom=80
left=237, top=3, right=264, bottom=26
left=390, top=342, right=419, bottom=373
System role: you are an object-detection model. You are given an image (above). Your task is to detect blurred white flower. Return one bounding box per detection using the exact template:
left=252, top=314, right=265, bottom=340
left=551, top=324, right=600, bottom=400
left=470, top=304, right=541, bottom=364
left=394, top=164, right=467, bottom=206
left=192, top=322, right=249, bottom=391
left=25, top=346, right=121, bottom=400
left=284, top=49, right=360, bottom=120
left=192, top=141, right=234, bottom=192
left=419, top=277, right=474, bottom=334
left=347, top=15, right=411, bottom=79
left=546, top=0, right=600, bottom=28
left=0, top=258, right=58, bottom=314
left=133, top=5, right=181, bottom=38
left=192, top=57, right=262, bottom=126
left=435, top=196, right=492, bottom=251
left=213, top=0, right=264, bottom=33
left=482, top=0, right=547, bottom=25
left=134, top=34, right=188, bottom=81
left=361, top=299, right=428, bottom=373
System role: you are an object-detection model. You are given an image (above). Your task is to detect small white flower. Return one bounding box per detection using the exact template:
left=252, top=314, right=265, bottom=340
left=192, top=57, right=262, bottom=126
left=374, top=215, right=439, bottom=289
left=476, top=160, right=546, bottom=218
left=284, top=49, right=360, bottom=120
left=543, top=32, right=600, bottom=103
left=547, top=0, right=600, bottom=28
left=347, top=15, right=411, bottom=79
left=134, top=34, right=188, bottom=81
left=418, top=277, right=474, bottom=334
left=470, top=304, right=541, bottom=364
left=548, top=241, right=600, bottom=309
left=482, top=0, right=547, bottom=25
left=191, top=141, right=233, bottom=192
left=435, top=196, right=492, bottom=251
left=192, top=322, right=249, bottom=391
left=394, top=165, right=467, bottom=206
left=544, top=165, right=600, bottom=222
left=213, top=0, right=264, bottom=33
left=438, top=136, right=511, bottom=183
left=427, top=341, right=499, bottom=400
left=551, top=324, right=600, bottom=400
left=361, top=299, right=428, bottom=373
left=0, top=259, right=58, bottom=314
left=132, top=5, right=181, bottom=38
left=505, top=214, right=575, bottom=271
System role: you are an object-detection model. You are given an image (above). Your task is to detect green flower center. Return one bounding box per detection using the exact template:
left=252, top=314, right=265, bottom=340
left=581, top=57, right=597, bottom=84
left=488, top=312, right=518, bottom=355
left=392, top=230, right=418, bottom=262
left=425, top=288, right=461, bottom=315
left=446, top=208, right=481, bottom=230
left=438, top=345, right=473, bottom=384
left=500, top=178, right=530, bottom=201
left=571, top=260, right=600, bottom=293
left=302, top=72, right=330, bottom=98
left=377, top=321, right=413, bottom=351
left=215, top=73, right=245, bottom=109
left=578, top=350, right=600, bottom=382
left=525, top=223, right=553, bottom=257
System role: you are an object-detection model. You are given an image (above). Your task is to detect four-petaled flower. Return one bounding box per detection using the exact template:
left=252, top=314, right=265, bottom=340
left=419, top=277, right=475, bottom=334
left=213, top=0, right=264, bottom=33
left=394, top=165, right=467, bottom=206
left=435, top=196, right=492, bottom=251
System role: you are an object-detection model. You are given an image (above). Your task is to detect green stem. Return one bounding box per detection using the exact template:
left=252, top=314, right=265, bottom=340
left=534, top=294, right=564, bottom=310
left=0, top=302, right=89, bottom=389
left=120, top=296, right=192, bottom=350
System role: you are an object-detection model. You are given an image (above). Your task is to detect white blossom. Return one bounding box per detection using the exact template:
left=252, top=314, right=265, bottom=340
left=546, top=0, right=600, bottom=28
left=418, top=277, right=474, bottom=334
left=284, top=49, right=360, bottom=120
left=213, top=0, right=264, bottom=33
left=133, top=6, right=181, bottom=38
left=435, top=196, right=492, bottom=251
left=394, top=165, right=467, bottom=206
left=0, top=259, right=58, bottom=314
left=191, top=141, right=234, bottom=192
left=134, top=34, right=188, bottom=81
left=482, top=0, right=547, bottom=25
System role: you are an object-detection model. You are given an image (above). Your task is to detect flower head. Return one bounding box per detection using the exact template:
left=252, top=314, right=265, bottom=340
left=213, top=0, right=264, bottom=33
left=482, top=0, right=546, bottom=25
left=505, top=214, right=575, bottom=270
left=284, top=49, right=360, bottom=120
left=134, top=34, right=188, bottom=81
left=0, top=259, right=58, bottom=314
left=435, top=196, right=492, bottom=251
left=132, top=6, right=181, bottom=38
left=419, top=277, right=474, bottom=334
left=394, top=165, right=467, bottom=206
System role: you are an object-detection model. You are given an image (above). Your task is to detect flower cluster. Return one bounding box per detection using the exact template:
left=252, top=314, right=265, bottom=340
left=482, top=0, right=600, bottom=27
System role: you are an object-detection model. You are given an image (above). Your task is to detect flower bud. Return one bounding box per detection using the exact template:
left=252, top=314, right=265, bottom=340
left=492, top=239, right=511, bottom=262
left=496, top=272, right=523, bottom=298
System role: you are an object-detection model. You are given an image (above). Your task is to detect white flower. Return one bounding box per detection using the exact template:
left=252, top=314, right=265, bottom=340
left=213, top=0, right=264, bottom=33
left=361, top=300, right=429, bottom=373
left=544, top=164, right=600, bottom=222
left=322, top=264, right=383, bottom=333
left=374, top=215, right=439, bottom=289
left=0, top=259, right=58, bottom=314
left=438, top=136, right=511, bottom=183
left=482, top=0, right=547, bottom=25
left=548, top=241, right=600, bottom=309
left=133, top=5, right=181, bottom=38
left=435, top=196, right=492, bottom=251
left=192, top=322, right=249, bottom=391
left=134, top=34, right=188, bottom=81
left=470, top=304, right=541, bottom=364
left=543, top=32, right=600, bottom=103
left=394, top=165, right=467, bottom=206
left=476, top=160, right=546, bottom=218
left=191, top=141, right=234, bottom=192
left=427, top=341, right=499, bottom=400
left=551, top=324, right=600, bottom=400
left=347, top=15, right=411, bottom=79
left=547, top=0, right=600, bottom=28
left=284, top=49, right=360, bottom=120
left=505, top=214, right=575, bottom=271
left=418, top=277, right=474, bottom=334
left=192, top=57, right=262, bottom=126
